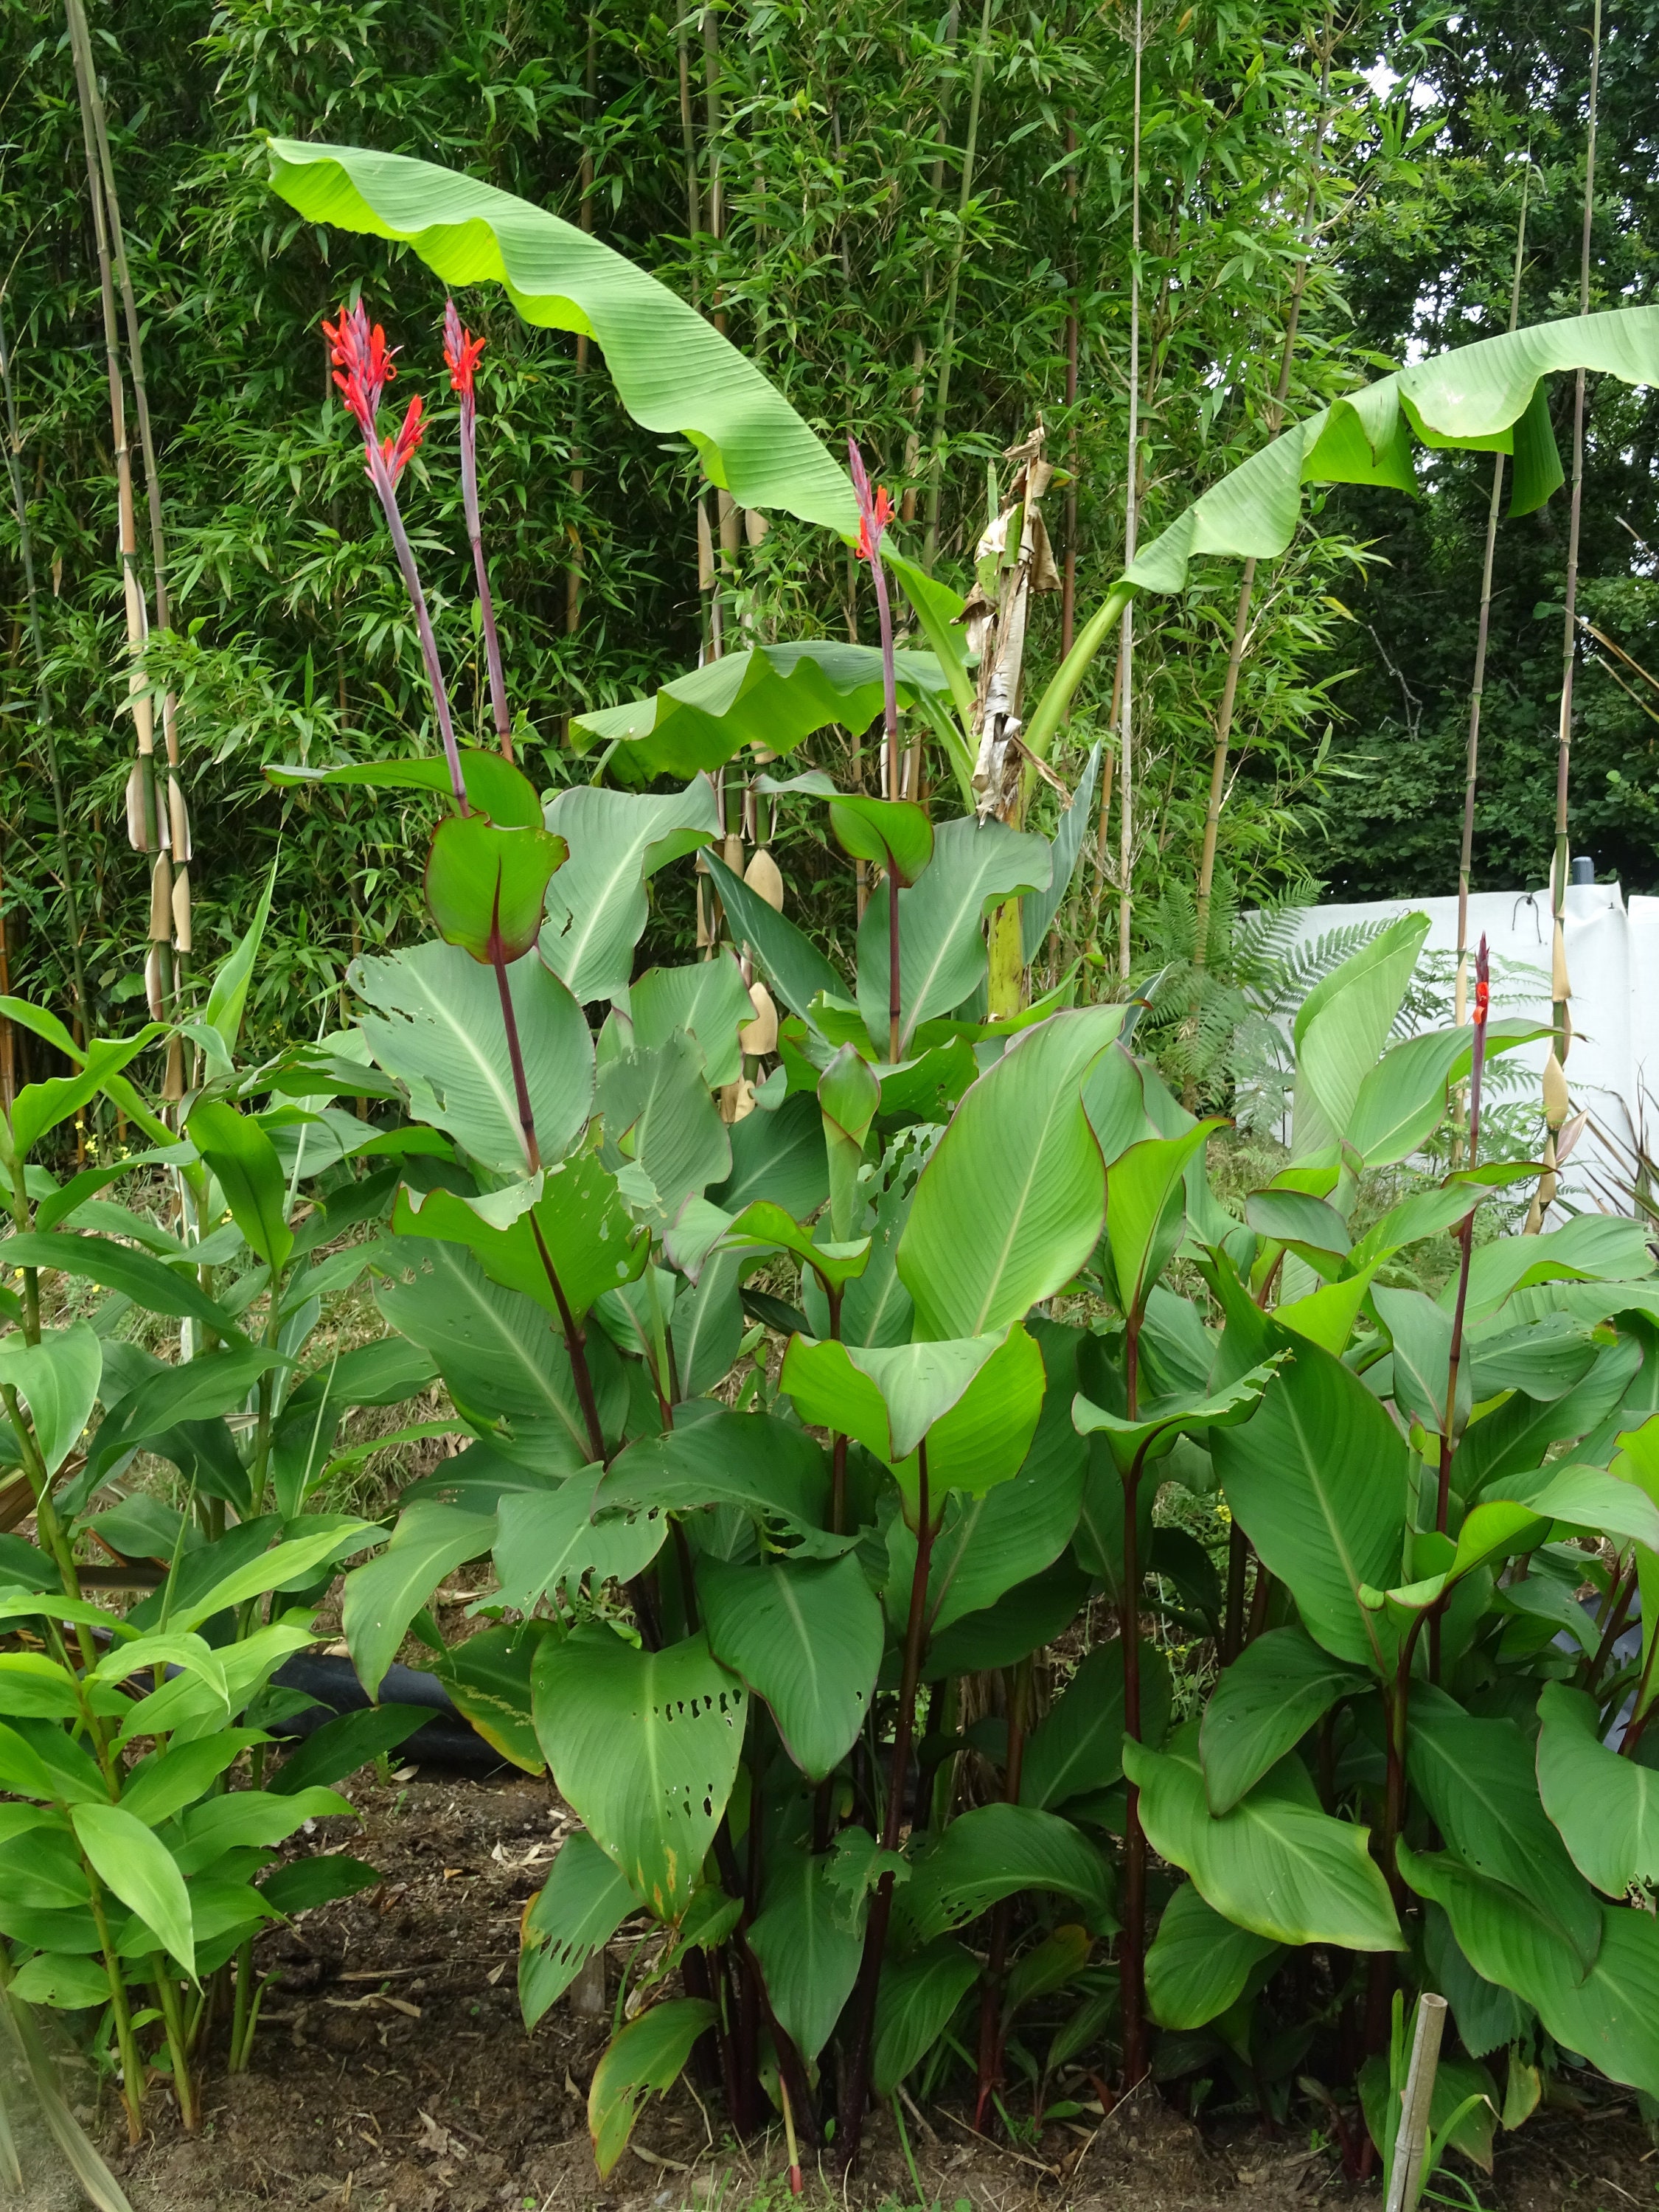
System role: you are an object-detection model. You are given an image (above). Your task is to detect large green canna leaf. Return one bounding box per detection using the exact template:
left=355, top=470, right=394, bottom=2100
left=899, top=1007, right=1131, bottom=1340
left=1399, top=1842, right=1659, bottom=2099
left=587, top=1999, right=717, bottom=2178
left=922, top=1559, right=1091, bottom=1680
left=0, top=1324, right=99, bottom=1479
left=855, top=816, right=1051, bottom=1054
left=267, top=745, right=543, bottom=825
left=1124, top=308, right=1659, bottom=599
left=1126, top=1722, right=1402, bottom=1951
left=595, top=1410, right=835, bottom=1551
left=925, top=1360, right=1087, bottom=1634
left=1020, top=1639, right=1172, bottom=1811
left=1454, top=1213, right=1657, bottom=1324
left=698, top=1553, right=883, bottom=1780
left=1199, top=1625, right=1367, bottom=1816
left=1145, top=1882, right=1279, bottom=2031
left=1287, top=914, right=1429, bottom=1163
left=1346, top=1020, right=1543, bottom=1168
left=394, top=1156, right=650, bottom=1324
left=1072, top=1366, right=1279, bottom=1477
left=491, top=1480, right=665, bottom=1615
left=711, top=1092, right=831, bottom=1220
left=267, top=141, right=854, bottom=531
left=354, top=939, right=593, bottom=1175
left=540, top=782, right=718, bottom=1006
left=531, top=1625, right=746, bottom=1919
left=779, top=1326, right=1046, bottom=1528
left=871, top=1937, right=980, bottom=2097
left=1456, top=1340, right=1645, bottom=1492
left=342, top=1502, right=497, bottom=1698
left=520, top=1828, right=641, bottom=2028
left=575, top=642, right=951, bottom=779
left=702, top=852, right=844, bottom=1026
left=715, top=1200, right=872, bottom=1294
left=905, top=1803, right=1116, bottom=1942
left=1210, top=1337, right=1411, bottom=1672
left=378, top=1239, right=622, bottom=1465
left=747, top=1846, right=866, bottom=2062
left=1537, top=1683, right=1659, bottom=1899
left=1408, top=1686, right=1601, bottom=1969
left=1103, top=1123, right=1224, bottom=1321
left=1424, top=1903, right=1535, bottom=2062
left=596, top=1036, right=731, bottom=1225
left=630, top=953, right=754, bottom=1091
left=425, top=814, right=568, bottom=964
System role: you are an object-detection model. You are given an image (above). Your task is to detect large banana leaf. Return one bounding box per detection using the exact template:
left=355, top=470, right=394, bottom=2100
left=573, top=641, right=954, bottom=780
left=265, top=141, right=855, bottom=531
left=1124, top=307, right=1659, bottom=595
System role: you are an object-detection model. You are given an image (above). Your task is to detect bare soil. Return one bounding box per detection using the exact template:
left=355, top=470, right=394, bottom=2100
left=27, top=1773, right=1657, bottom=2212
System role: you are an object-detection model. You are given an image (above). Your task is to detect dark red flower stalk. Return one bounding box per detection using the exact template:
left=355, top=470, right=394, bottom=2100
left=324, top=303, right=467, bottom=811
left=444, top=300, right=512, bottom=760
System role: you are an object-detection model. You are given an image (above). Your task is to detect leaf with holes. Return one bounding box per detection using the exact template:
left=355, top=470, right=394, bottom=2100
left=531, top=1627, right=747, bottom=1919
left=905, top=1803, right=1116, bottom=1941
left=520, top=1829, right=641, bottom=2028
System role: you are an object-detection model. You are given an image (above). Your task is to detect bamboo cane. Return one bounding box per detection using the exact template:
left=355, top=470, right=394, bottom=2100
left=0, top=293, right=91, bottom=1044
left=1190, top=14, right=1335, bottom=983
left=66, top=0, right=191, bottom=1060
left=1385, top=1994, right=1447, bottom=2212
left=1116, top=0, right=1144, bottom=981
left=1454, top=158, right=1531, bottom=1051
left=1531, top=0, right=1601, bottom=1233
left=66, top=0, right=179, bottom=1091
left=922, top=0, right=994, bottom=573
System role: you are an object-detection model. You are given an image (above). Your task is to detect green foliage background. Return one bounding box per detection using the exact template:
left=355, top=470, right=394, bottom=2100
left=1, top=0, right=1656, bottom=1059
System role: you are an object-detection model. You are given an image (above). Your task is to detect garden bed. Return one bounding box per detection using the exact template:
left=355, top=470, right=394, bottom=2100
left=24, top=1769, right=1644, bottom=2212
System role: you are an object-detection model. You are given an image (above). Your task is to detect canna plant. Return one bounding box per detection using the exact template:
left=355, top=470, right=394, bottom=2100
left=248, top=153, right=1659, bottom=2183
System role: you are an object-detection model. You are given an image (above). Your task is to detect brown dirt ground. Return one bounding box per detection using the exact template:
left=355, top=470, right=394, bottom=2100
left=16, top=1772, right=1658, bottom=2212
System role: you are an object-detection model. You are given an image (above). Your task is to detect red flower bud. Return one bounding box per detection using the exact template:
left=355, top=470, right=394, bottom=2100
left=322, top=301, right=397, bottom=435
left=378, top=393, right=425, bottom=484
left=442, top=298, right=486, bottom=399
left=847, top=437, right=893, bottom=566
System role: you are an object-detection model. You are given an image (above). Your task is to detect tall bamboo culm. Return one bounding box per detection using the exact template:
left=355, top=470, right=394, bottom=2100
left=1530, top=0, right=1601, bottom=1233
left=66, top=0, right=188, bottom=1095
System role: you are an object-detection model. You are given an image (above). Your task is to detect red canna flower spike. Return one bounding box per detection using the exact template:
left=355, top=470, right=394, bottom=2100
left=846, top=437, right=893, bottom=566
left=1473, top=933, right=1491, bottom=1028
left=322, top=301, right=397, bottom=436
left=379, top=393, right=426, bottom=484
left=442, top=298, right=487, bottom=399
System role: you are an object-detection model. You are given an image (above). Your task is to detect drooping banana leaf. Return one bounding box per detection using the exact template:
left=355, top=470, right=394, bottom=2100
left=265, top=140, right=855, bottom=531
left=1124, top=308, right=1659, bottom=595
left=571, top=641, right=956, bottom=781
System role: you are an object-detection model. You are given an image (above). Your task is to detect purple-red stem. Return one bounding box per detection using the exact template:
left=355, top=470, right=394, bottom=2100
left=457, top=388, right=513, bottom=759
left=365, top=443, right=468, bottom=813
left=1432, top=938, right=1491, bottom=1679
left=838, top=1442, right=934, bottom=2168
left=1119, top=1312, right=1150, bottom=2090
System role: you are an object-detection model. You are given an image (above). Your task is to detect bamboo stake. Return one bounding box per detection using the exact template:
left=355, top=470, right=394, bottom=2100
left=66, top=0, right=179, bottom=1085
left=1116, top=0, right=1144, bottom=981
left=922, top=0, right=994, bottom=573
left=66, top=0, right=191, bottom=1056
left=1191, top=15, right=1335, bottom=981
left=1385, top=1994, right=1447, bottom=2212
left=0, top=294, right=91, bottom=1043
left=1531, top=0, right=1601, bottom=1234
left=1455, top=159, right=1531, bottom=1038
left=1060, top=111, right=1080, bottom=658
left=902, top=2, right=961, bottom=532
left=565, top=9, right=597, bottom=649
